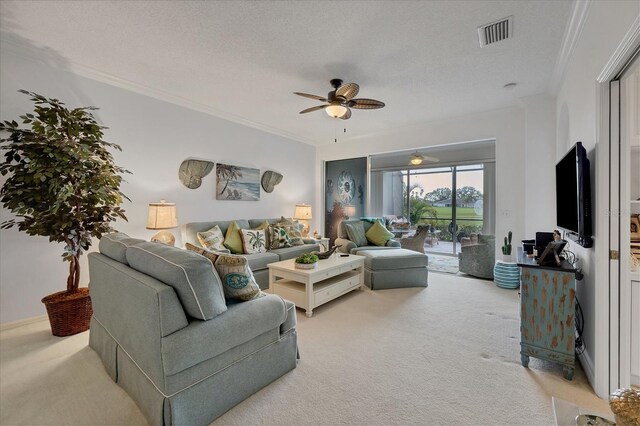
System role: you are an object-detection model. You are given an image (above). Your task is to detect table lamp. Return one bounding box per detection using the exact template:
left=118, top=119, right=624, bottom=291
left=147, top=199, right=178, bottom=246
left=343, top=204, right=356, bottom=219
left=293, top=203, right=312, bottom=237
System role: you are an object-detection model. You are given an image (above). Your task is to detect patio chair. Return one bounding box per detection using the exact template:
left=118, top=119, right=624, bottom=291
left=400, top=225, right=429, bottom=253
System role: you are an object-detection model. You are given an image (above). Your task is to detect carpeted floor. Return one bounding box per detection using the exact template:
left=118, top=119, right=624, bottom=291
left=0, top=274, right=611, bottom=425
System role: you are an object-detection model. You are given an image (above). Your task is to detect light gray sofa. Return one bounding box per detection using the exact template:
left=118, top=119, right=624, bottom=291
left=182, top=218, right=320, bottom=290
left=335, top=219, right=401, bottom=254
left=89, top=233, right=298, bottom=425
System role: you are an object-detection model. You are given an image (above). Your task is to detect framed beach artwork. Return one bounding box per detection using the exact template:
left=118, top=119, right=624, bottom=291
left=216, top=163, right=260, bottom=201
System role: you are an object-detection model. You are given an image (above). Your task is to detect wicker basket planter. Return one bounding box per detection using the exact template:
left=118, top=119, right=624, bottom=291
left=41, top=287, right=92, bottom=337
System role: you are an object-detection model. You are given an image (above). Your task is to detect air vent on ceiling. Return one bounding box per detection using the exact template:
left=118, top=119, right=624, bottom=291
left=478, top=16, right=513, bottom=48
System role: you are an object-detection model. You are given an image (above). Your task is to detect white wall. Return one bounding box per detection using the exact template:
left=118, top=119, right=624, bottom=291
left=522, top=94, right=558, bottom=237
left=0, top=45, right=315, bottom=324
left=316, top=106, right=539, bottom=260
left=554, top=0, right=640, bottom=398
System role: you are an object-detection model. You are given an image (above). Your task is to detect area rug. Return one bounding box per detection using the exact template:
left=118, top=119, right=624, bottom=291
left=427, top=253, right=460, bottom=274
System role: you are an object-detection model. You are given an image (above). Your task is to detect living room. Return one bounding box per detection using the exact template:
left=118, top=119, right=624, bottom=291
left=1, top=1, right=639, bottom=425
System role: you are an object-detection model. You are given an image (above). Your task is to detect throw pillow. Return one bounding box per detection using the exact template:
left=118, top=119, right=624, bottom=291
left=276, top=217, right=304, bottom=246
left=268, top=225, right=292, bottom=249
left=240, top=228, right=268, bottom=254
left=366, top=220, right=395, bottom=246
left=185, top=243, right=229, bottom=263
left=196, top=225, right=225, bottom=251
left=345, top=222, right=368, bottom=247
left=213, top=254, right=262, bottom=301
left=254, top=219, right=271, bottom=244
left=223, top=220, right=244, bottom=254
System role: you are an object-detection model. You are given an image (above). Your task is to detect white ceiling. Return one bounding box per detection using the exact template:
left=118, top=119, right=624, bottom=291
left=0, top=0, right=573, bottom=146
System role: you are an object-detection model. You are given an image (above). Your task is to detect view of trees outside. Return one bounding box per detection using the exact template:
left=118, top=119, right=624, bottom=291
left=401, top=166, right=484, bottom=242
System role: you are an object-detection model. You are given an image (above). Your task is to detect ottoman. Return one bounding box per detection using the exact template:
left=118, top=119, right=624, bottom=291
left=355, top=248, right=429, bottom=290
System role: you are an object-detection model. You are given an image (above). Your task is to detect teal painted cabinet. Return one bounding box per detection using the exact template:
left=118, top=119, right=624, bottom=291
left=518, top=250, right=577, bottom=380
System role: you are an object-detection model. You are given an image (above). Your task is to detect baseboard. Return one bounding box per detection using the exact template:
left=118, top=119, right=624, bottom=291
left=578, top=349, right=596, bottom=390
left=0, top=315, right=48, bottom=332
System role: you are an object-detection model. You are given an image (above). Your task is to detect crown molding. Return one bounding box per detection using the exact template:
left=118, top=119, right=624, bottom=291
left=548, top=0, right=591, bottom=95
left=596, top=13, right=640, bottom=83
left=0, top=37, right=316, bottom=146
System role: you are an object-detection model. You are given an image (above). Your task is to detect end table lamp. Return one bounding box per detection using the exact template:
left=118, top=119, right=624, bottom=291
left=293, top=203, right=312, bottom=237
left=147, top=199, right=178, bottom=246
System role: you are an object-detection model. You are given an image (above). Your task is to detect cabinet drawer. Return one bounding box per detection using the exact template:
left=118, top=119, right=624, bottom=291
left=314, top=272, right=361, bottom=305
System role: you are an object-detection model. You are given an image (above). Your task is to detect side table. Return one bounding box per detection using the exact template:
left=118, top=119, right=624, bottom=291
left=517, top=248, right=578, bottom=380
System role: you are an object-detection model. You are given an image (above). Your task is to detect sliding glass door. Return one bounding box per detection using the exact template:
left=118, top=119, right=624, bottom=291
left=400, top=164, right=485, bottom=256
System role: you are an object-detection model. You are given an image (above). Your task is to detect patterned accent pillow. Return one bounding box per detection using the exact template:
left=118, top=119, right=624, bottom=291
left=213, top=254, right=262, bottom=301
left=223, top=220, right=244, bottom=254
left=268, top=225, right=292, bottom=249
left=276, top=218, right=304, bottom=246
left=254, top=220, right=271, bottom=245
left=240, top=229, right=268, bottom=254
left=279, top=216, right=304, bottom=233
left=196, top=225, right=225, bottom=251
left=185, top=243, right=230, bottom=263
left=365, top=220, right=395, bottom=246
left=345, top=222, right=368, bottom=247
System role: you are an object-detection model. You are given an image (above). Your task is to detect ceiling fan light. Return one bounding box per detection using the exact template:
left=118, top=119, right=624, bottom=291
left=410, top=153, right=424, bottom=165
left=325, top=104, right=348, bottom=118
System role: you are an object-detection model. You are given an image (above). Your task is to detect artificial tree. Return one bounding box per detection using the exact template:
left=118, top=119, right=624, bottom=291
left=0, top=90, right=130, bottom=336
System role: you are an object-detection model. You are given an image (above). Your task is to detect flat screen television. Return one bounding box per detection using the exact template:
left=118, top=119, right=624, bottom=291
left=555, top=141, right=593, bottom=248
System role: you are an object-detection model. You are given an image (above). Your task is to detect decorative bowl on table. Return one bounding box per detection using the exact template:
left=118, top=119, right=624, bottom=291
left=294, top=253, right=319, bottom=269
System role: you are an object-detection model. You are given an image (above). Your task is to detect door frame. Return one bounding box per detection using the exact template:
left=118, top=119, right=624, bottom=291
left=595, top=18, right=640, bottom=397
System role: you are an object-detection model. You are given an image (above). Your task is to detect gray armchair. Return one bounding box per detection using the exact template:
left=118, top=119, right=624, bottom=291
left=458, top=234, right=496, bottom=279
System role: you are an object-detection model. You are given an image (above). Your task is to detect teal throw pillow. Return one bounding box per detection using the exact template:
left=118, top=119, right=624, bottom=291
left=345, top=222, right=368, bottom=247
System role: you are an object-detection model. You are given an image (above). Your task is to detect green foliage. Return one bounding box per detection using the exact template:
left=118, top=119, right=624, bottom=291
left=295, top=253, right=319, bottom=264
left=501, top=231, right=513, bottom=255
left=0, top=90, right=130, bottom=292
left=425, top=187, right=451, bottom=202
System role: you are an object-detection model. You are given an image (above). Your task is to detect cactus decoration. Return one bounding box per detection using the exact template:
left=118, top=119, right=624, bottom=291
left=502, top=231, right=513, bottom=256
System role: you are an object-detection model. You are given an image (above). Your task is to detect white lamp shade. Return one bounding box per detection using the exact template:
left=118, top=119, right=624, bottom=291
left=293, top=204, right=312, bottom=220
left=343, top=204, right=356, bottom=218
left=147, top=201, right=178, bottom=230
left=325, top=104, right=348, bottom=118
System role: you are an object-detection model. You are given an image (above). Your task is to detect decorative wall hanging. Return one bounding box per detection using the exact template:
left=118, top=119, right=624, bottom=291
left=178, top=159, right=214, bottom=189
left=261, top=170, right=283, bottom=193
left=216, top=163, right=260, bottom=201
left=324, top=157, right=367, bottom=245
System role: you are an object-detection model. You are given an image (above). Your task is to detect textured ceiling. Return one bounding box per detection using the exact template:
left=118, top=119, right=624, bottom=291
left=0, top=1, right=573, bottom=146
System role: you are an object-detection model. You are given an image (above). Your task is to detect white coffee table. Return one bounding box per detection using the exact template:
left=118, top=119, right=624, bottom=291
left=268, top=254, right=365, bottom=317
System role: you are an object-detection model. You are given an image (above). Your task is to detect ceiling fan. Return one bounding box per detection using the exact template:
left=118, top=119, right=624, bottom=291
left=409, top=151, right=440, bottom=165
left=294, top=78, right=385, bottom=119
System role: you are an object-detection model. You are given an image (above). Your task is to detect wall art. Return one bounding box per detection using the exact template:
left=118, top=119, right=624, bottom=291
left=178, top=159, right=214, bottom=189
left=324, top=157, right=367, bottom=245
left=261, top=170, right=283, bottom=193
left=216, top=163, right=260, bottom=201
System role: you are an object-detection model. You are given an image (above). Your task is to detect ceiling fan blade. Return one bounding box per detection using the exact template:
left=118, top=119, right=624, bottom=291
left=299, top=105, right=326, bottom=114
left=422, top=155, right=440, bottom=163
left=294, top=92, right=328, bottom=102
left=349, top=98, right=385, bottom=109
left=339, top=108, right=352, bottom=120
left=336, top=83, right=359, bottom=100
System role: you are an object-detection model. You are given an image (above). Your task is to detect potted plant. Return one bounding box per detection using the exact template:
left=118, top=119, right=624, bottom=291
left=494, top=231, right=519, bottom=289
left=294, top=253, right=319, bottom=269
left=0, top=90, right=130, bottom=336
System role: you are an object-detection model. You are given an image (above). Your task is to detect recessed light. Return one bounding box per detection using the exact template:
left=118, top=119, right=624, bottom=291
left=503, top=82, right=517, bottom=89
